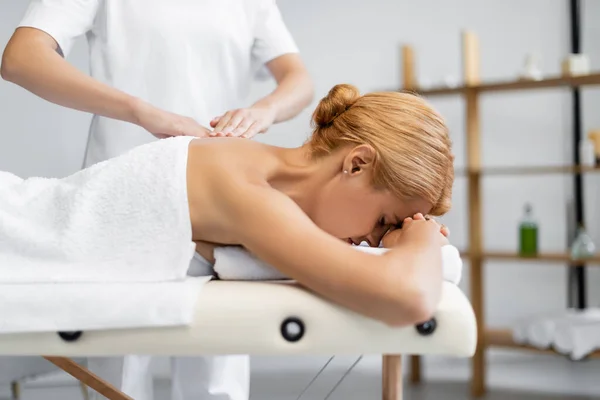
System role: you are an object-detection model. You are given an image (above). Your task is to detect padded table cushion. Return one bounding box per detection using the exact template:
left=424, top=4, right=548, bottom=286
left=0, top=281, right=476, bottom=357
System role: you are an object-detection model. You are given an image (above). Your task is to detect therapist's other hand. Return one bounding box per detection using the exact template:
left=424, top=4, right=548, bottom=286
left=134, top=101, right=212, bottom=139
left=210, top=105, right=276, bottom=139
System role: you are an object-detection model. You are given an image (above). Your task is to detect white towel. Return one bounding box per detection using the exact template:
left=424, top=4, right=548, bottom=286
left=512, top=311, right=578, bottom=349
left=526, top=317, right=557, bottom=349
left=211, top=244, right=463, bottom=285
left=0, top=136, right=197, bottom=283
left=511, top=322, right=529, bottom=345
left=0, top=136, right=209, bottom=334
left=511, top=309, right=600, bottom=353
left=553, top=309, right=600, bottom=360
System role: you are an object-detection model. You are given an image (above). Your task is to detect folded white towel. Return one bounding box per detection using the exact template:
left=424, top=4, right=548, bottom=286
left=553, top=308, right=600, bottom=360
left=512, top=310, right=577, bottom=349
left=511, top=321, right=528, bottom=345
left=511, top=308, right=600, bottom=355
left=0, top=137, right=208, bottom=333
left=211, top=244, right=463, bottom=285
left=526, top=317, right=557, bottom=349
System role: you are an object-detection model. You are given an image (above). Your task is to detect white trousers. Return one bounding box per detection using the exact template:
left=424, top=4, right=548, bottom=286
left=86, top=355, right=250, bottom=400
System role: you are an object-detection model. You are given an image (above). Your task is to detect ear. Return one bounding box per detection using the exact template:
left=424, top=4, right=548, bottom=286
left=342, top=144, right=377, bottom=176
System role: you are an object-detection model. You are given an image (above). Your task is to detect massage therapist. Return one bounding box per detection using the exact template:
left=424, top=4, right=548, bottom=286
left=1, top=1, right=314, bottom=399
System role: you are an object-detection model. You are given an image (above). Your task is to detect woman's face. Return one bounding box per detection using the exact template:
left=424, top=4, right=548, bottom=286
left=311, top=149, right=432, bottom=246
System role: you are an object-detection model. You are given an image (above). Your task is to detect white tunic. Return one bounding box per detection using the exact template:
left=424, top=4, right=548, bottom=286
left=18, top=0, right=299, bottom=166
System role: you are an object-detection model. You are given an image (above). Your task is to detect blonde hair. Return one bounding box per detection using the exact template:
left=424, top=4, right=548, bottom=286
left=308, top=84, right=454, bottom=216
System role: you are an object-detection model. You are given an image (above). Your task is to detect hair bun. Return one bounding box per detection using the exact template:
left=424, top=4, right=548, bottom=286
left=313, top=84, right=360, bottom=128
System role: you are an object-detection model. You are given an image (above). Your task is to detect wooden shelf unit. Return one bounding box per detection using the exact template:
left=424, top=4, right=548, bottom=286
left=410, top=72, right=600, bottom=96
left=401, top=31, right=600, bottom=397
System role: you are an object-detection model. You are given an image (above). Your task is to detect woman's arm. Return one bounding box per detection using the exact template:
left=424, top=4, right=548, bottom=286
left=1, top=28, right=210, bottom=138
left=216, top=180, right=444, bottom=327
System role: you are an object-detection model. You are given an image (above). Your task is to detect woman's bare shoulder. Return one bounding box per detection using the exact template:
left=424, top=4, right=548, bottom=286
left=188, top=137, right=276, bottom=167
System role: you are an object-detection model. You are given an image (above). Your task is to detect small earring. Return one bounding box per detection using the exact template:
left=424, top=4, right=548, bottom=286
left=343, top=170, right=348, bottom=174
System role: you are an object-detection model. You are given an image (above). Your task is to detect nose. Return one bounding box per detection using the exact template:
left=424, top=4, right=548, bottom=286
left=368, top=229, right=388, bottom=248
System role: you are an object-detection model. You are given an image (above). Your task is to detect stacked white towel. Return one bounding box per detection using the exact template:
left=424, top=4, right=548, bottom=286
left=209, top=244, right=463, bottom=285
left=0, top=137, right=210, bottom=334
left=512, top=311, right=579, bottom=349
left=526, top=314, right=565, bottom=349
left=553, top=309, right=600, bottom=360
left=512, top=308, right=600, bottom=360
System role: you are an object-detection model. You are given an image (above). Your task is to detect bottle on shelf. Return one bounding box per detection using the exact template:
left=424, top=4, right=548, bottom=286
left=570, top=225, right=596, bottom=261
left=579, top=137, right=596, bottom=167
left=519, top=203, right=538, bottom=256
left=589, top=129, right=600, bottom=166
left=520, top=53, right=543, bottom=81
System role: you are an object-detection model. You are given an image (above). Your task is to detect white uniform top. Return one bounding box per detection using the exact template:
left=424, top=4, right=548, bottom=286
left=19, top=0, right=299, bottom=167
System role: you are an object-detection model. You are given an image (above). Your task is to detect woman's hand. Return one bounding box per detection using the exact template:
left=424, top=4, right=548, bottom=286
left=134, top=100, right=212, bottom=139
left=210, top=105, right=276, bottom=139
left=382, top=213, right=449, bottom=249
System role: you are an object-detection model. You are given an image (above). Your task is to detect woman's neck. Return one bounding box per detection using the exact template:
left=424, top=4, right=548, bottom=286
left=268, top=144, right=342, bottom=218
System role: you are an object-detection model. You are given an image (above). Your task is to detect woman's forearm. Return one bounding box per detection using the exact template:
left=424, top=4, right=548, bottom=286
left=1, top=28, right=141, bottom=124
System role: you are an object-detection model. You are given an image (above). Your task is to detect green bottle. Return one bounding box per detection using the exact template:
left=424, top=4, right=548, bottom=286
left=519, top=203, right=538, bottom=256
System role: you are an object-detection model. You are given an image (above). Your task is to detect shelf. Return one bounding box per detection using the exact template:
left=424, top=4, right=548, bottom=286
left=404, top=72, right=600, bottom=96
left=455, top=165, right=600, bottom=176
left=486, top=328, right=600, bottom=359
left=401, top=31, right=600, bottom=394
left=459, top=251, right=600, bottom=265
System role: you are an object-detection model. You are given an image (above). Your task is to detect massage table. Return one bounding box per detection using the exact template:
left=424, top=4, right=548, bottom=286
left=0, top=280, right=476, bottom=400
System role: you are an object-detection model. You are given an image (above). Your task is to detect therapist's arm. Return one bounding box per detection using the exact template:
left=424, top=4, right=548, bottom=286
left=255, top=54, right=314, bottom=124
left=211, top=53, right=314, bottom=138
left=1, top=27, right=210, bottom=139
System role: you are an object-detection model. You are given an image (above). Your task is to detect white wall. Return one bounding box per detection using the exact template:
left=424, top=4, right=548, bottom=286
left=0, top=1, right=92, bottom=177
left=1, top=0, right=599, bottom=364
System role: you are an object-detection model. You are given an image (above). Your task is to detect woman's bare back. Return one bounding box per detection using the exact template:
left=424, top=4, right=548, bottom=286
left=186, top=137, right=284, bottom=254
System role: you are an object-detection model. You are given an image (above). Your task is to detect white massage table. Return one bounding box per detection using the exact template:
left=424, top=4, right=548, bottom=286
left=0, top=280, right=476, bottom=400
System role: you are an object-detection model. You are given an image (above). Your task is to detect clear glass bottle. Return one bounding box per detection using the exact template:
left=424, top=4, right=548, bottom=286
left=520, top=53, right=543, bottom=81
left=579, top=137, right=596, bottom=167
left=519, top=203, right=538, bottom=256
left=571, top=225, right=596, bottom=260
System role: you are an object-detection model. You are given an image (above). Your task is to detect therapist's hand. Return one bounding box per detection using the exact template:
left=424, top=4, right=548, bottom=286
left=134, top=101, right=212, bottom=139
left=209, top=105, right=276, bottom=139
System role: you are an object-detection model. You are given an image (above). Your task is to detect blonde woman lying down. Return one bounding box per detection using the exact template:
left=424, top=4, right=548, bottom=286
left=0, top=84, right=454, bottom=327
left=188, top=83, right=453, bottom=327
